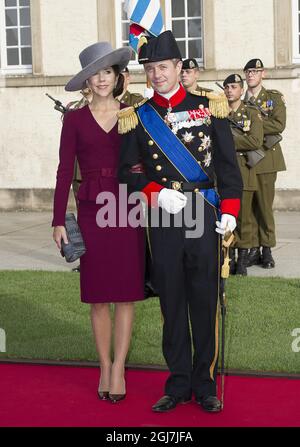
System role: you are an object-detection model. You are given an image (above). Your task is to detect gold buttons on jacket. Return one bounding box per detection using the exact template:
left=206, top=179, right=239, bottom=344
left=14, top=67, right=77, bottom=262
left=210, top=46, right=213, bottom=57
left=198, top=132, right=204, bottom=138
left=161, top=177, right=167, bottom=182
left=152, top=153, right=159, bottom=160
left=148, top=140, right=154, bottom=146
left=156, top=165, right=162, bottom=171
left=171, top=181, right=181, bottom=191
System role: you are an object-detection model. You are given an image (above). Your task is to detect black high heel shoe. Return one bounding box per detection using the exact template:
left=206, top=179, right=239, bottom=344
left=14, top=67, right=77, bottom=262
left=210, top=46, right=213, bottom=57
left=98, top=390, right=110, bottom=400
left=109, top=393, right=126, bottom=403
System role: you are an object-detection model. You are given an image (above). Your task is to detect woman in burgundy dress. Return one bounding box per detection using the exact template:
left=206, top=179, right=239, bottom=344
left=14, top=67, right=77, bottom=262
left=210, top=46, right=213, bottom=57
left=52, top=42, right=145, bottom=403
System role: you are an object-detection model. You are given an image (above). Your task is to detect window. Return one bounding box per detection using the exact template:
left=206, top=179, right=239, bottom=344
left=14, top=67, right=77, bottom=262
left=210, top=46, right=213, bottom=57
left=115, top=0, right=139, bottom=67
left=292, top=0, right=300, bottom=63
left=0, top=0, right=32, bottom=74
left=166, top=0, right=203, bottom=64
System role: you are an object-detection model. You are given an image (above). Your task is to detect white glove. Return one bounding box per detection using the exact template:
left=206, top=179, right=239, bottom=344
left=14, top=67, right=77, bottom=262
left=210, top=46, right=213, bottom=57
left=158, top=188, right=187, bottom=214
left=215, top=213, right=237, bottom=235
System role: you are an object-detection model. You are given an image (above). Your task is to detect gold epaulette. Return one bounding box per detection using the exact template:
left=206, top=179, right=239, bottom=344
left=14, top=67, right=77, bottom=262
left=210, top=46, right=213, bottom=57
left=117, top=98, right=149, bottom=134
left=191, top=89, right=207, bottom=97
left=117, top=106, right=139, bottom=134
left=206, top=92, right=229, bottom=119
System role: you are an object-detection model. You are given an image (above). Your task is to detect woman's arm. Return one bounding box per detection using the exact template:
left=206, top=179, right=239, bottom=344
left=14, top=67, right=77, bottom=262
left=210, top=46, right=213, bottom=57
left=52, top=111, right=77, bottom=227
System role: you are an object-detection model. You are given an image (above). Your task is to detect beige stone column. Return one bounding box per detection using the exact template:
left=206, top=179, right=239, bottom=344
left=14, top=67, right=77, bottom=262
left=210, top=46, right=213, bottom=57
left=274, top=0, right=293, bottom=67
left=30, top=0, right=43, bottom=75
left=97, top=0, right=116, bottom=47
left=203, top=0, right=216, bottom=70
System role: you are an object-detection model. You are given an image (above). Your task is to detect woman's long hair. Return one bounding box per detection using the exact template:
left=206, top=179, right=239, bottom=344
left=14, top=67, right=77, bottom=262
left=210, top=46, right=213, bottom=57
left=112, top=65, right=125, bottom=98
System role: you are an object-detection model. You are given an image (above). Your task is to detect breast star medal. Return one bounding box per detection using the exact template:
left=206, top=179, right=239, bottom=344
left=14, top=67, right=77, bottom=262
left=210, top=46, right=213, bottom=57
left=181, top=131, right=195, bottom=144
left=203, top=152, right=212, bottom=167
left=199, top=135, right=211, bottom=152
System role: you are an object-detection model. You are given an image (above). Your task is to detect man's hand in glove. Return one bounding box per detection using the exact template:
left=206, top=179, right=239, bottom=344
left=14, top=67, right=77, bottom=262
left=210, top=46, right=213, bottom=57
left=158, top=188, right=187, bottom=214
left=215, top=213, right=237, bottom=235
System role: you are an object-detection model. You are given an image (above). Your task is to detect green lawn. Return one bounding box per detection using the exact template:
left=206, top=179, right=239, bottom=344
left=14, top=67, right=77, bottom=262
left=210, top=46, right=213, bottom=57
left=0, top=271, right=299, bottom=373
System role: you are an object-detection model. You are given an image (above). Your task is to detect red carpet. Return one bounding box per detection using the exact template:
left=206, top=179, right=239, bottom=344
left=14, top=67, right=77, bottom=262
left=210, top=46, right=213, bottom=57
left=0, top=364, right=299, bottom=427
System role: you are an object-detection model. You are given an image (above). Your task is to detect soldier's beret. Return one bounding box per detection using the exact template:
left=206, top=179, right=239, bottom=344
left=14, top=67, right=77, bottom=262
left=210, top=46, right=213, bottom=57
left=182, top=58, right=199, bottom=70
left=223, top=74, right=244, bottom=87
left=243, top=58, right=264, bottom=71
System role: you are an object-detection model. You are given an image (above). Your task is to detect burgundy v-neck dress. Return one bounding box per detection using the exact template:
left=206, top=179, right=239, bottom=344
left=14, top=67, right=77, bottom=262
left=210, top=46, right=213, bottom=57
left=52, top=105, right=145, bottom=303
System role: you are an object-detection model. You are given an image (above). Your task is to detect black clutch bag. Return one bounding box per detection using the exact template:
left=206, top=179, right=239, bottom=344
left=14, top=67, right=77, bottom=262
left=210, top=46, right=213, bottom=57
left=61, top=213, right=86, bottom=263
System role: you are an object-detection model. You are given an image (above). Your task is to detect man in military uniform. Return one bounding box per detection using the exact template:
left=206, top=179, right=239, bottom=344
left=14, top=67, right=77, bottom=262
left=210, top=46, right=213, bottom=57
left=243, top=59, right=286, bottom=268
left=181, top=58, right=212, bottom=94
left=118, top=66, right=144, bottom=106
left=118, top=31, right=242, bottom=413
left=223, top=74, right=264, bottom=275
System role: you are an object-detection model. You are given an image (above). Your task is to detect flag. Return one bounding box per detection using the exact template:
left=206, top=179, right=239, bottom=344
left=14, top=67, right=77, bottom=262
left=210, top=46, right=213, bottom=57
left=124, top=0, right=164, bottom=53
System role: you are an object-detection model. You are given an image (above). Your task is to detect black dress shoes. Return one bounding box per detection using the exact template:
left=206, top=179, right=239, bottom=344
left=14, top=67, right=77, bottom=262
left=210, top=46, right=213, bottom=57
left=261, top=247, right=275, bottom=269
left=235, top=249, right=248, bottom=276
left=229, top=248, right=236, bottom=275
left=196, top=395, right=222, bottom=413
left=152, top=395, right=191, bottom=413
left=247, top=247, right=262, bottom=267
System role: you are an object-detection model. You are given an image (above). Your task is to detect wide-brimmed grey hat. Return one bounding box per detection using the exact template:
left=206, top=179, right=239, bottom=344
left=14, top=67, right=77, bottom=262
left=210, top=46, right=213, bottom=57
left=65, top=42, right=132, bottom=92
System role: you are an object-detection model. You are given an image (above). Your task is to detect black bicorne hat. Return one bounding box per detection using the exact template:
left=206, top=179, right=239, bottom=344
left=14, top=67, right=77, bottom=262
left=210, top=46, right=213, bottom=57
left=223, top=74, right=244, bottom=87
left=138, top=30, right=182, bottom=64
left=243, top=58, right=264, bottom=71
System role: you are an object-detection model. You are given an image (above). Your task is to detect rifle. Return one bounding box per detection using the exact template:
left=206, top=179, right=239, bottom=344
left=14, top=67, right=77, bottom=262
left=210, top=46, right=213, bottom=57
left=215, top=82, right=265, bottom=168
left=46, top=93, right=67, bottom=114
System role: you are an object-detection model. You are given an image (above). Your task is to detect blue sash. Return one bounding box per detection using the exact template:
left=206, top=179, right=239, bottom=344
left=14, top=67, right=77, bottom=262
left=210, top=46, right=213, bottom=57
left=137, top=102, right=220, bottom=209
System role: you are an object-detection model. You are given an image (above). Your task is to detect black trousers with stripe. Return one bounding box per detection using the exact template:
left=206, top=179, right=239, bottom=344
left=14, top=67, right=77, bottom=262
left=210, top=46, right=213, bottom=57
left=148, top=197, right=221, bottom=399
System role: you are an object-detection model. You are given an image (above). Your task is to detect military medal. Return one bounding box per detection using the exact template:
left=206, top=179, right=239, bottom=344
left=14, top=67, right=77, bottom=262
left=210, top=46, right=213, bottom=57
left=181, top=131, right=195, bottom=144
left=203, top=152, right=212, bottom=167
left=199, top=135, right=211, bottom=151
left=165, top=108, right=212, bottom=134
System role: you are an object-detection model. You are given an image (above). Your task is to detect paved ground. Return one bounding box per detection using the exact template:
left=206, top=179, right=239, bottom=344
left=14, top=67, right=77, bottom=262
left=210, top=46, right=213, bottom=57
left=0, top=211, right=299, bottom=277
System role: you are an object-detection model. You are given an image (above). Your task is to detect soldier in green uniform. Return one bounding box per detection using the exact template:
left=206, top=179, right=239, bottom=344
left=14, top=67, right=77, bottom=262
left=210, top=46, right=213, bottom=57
left=223, top=74, right=264, bottom=275
left=181, top=58, right=212, bottom=94
left=118, top=66, right=144, bottom=106
left=243, top=59, right=286, bottom=268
